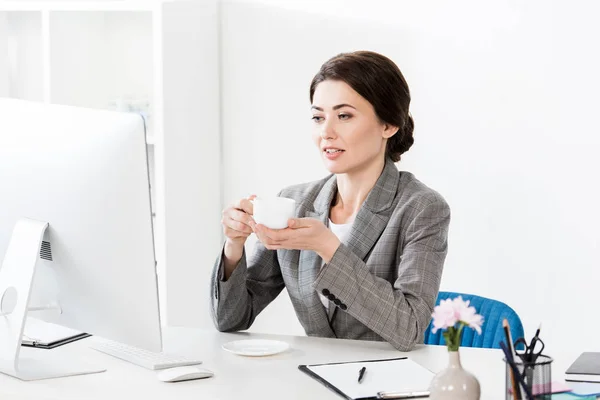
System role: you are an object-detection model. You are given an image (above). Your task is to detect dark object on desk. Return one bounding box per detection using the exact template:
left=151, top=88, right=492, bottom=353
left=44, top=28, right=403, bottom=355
left=532, top=324, right=542, bottom=343
left=566, top=352, right=600, bottom=382
left=500, top=340, right=534, bottom=399
left=358, top=366, right=366, bottom=383
left=501, top=340, right=557, bottom=400
left=21, top=332, right=91, bottom=349
left=514, top=326, right=544, bottom=365
left=513, top=328, right=546, bottom=398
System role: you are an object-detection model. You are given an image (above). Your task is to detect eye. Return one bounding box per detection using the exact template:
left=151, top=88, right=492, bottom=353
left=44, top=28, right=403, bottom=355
left=338, top=113, right=352, bottom=121
left=312, top=115, right=324, bottom=123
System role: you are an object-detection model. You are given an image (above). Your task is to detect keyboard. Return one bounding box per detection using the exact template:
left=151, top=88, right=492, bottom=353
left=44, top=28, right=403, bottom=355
left=90, top=340, right=203, bottom=370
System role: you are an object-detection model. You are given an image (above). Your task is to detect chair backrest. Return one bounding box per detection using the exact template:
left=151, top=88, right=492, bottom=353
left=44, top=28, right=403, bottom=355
left=423, top=291, right=524, bottom=349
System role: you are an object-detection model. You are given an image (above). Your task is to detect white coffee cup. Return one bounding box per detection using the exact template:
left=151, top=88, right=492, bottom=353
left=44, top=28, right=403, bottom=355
left=252, top=197, right=296, bottom=230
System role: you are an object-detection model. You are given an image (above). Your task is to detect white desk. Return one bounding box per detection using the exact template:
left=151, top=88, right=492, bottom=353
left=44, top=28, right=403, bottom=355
left=0, top=328, right=580, bottom=400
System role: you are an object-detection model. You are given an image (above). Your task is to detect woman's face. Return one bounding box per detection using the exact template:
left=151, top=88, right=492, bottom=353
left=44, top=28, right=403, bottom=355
left=311, top=80, right=398, bottom=175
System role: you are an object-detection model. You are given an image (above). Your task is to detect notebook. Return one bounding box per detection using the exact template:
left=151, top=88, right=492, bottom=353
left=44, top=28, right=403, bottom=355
left=568, top=381, right=600, bottom=397
left=299, top=357, right=433, bottom=400
left=566, top=352, right=600, bottom=382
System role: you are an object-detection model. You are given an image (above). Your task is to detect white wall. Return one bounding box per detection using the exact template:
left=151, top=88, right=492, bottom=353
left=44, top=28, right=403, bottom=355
left=0, top=13, right=8, bottom=95
left=49, top=11, right=153, bottom=110
left=219, top=0, right=600, bottom=355
left=2, top=0, right=598, bottom=357
left=1, top=11, right=43, bottom=101
left=157, top=1, right=222, bottom=328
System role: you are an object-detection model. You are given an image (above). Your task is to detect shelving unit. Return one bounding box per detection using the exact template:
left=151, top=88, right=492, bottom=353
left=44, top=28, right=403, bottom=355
left=0, top=9, right=154, bottom=132
left=0, top=0, right=221, bottom=328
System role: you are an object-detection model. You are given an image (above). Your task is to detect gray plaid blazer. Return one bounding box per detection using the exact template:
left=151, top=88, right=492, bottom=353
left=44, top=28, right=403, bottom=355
left=210, top=159, right=450, bottom=351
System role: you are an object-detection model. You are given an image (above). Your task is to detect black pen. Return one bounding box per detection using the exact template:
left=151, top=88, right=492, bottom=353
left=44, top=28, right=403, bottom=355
left=527, top=323, right=542, bottom=359
left=358, top=366, right=366, bottom=383
left=533, top=323, right=542, bottom=340
left=500, top=341, right=533, bottom=399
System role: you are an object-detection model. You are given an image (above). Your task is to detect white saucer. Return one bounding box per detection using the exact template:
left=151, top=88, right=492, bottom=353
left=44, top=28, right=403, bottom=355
left=221, top=339, right=289, bottom=357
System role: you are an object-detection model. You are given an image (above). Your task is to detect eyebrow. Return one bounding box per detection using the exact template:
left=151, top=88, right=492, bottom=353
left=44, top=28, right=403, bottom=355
left=311, top=104, right=357, bottom=111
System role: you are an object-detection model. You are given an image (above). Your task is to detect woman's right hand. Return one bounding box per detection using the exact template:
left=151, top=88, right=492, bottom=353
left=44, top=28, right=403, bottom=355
left=221, top=194, right=257, bottom=247
left=221, top=195, right=257, bottom=279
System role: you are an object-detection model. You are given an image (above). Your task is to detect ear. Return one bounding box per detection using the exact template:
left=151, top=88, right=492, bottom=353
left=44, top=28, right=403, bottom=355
left=382, top=123, right=400, bottom=139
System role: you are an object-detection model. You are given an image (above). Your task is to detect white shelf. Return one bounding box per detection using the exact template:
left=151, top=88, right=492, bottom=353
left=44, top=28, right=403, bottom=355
left=0, top=11, right=44, bottom=101
left=0, top=1, right=159, bottom=12
left=0, top=0, right=222, bottom=330
left=48, top=11, right=153, bottom=110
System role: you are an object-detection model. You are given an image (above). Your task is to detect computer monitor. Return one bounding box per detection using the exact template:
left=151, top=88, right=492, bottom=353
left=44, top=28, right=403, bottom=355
left=0, top=98, right=162, bottom=380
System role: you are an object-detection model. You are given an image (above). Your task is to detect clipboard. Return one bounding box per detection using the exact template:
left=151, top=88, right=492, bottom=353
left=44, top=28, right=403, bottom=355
left=298, top=357, right=434, bottom=400
left=20, top=317, right=92, bottom=349
left=21, top=332, right=91, bottom=349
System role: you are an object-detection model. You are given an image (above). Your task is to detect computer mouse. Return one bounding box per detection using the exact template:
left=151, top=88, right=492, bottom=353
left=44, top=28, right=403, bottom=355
left=156, top=366, right=214, bottom=383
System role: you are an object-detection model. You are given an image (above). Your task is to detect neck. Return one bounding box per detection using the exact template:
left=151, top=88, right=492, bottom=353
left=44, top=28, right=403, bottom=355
left=333, top=156, right=387, bottom=218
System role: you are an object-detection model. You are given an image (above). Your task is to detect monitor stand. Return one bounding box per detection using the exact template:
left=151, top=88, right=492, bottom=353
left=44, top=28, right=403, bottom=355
left=0, top=218, right=106, bottom=380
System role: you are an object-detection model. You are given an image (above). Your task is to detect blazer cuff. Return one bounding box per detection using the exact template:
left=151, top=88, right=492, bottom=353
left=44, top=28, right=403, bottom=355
left=312, top=244, right=363, bottom=311
left=214, top=247, right=248, bottom=300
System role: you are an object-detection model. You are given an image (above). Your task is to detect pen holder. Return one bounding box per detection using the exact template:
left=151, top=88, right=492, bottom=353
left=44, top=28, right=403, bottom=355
left=504, top=355, right=552, bottom=400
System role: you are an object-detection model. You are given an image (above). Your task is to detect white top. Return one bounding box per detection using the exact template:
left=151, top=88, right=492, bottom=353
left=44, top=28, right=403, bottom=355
left=319, top=219, right=353, bottom=310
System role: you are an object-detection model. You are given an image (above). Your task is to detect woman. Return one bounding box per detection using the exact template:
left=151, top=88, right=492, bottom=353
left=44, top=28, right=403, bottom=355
left=211, top=51, right=450, bottom=351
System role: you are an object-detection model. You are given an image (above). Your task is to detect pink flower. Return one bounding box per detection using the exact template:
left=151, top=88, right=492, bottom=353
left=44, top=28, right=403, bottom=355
left=431, top=296, right=484, bottom=334
left=431, top=298, right=459, bottom=333
left=457, top=300, right=484, bottom=334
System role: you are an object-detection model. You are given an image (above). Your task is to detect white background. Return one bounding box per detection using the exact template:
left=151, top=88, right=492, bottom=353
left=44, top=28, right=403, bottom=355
left=2, top=0, right=599, bottom=358
left=220, top=0, right=600, bottom=357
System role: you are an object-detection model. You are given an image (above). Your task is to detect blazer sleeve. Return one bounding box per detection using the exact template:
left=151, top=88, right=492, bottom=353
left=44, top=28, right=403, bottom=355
left=312, top=197, right=451, bottom=351
left=210, top=240, right=285, bottom=332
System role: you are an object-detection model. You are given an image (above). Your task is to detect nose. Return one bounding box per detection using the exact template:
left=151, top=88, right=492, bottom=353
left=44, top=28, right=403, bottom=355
left=320, top=120, right=336, bottom=140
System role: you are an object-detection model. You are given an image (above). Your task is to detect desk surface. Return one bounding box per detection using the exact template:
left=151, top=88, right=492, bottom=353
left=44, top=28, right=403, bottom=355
left=0, top=328, right=581, bottom=400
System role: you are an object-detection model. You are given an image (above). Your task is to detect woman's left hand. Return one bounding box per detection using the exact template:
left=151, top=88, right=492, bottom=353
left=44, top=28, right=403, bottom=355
left=254, top=218, right=341, bottom=262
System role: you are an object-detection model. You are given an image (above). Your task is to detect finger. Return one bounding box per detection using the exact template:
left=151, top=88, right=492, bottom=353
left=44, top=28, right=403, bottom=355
left=223, top=225, right=249, bottom=240
left=287, top=218, right=313, bottom=229
left=227, top=208, right=256, bottom=229
left=256, top=233, right=272, bottom=250
left=224, top=216, right=253, bottom=234
left=254, top=231, right=279, bottom=249
left=262, top=238, right=283, bottom=250
left=234, top=197, right=254, bottom=215
left=264, top=243, right=282, bottom=250
left=255, top=224, right=291, bottom=241
left=223, top=216, right=253, bottom=235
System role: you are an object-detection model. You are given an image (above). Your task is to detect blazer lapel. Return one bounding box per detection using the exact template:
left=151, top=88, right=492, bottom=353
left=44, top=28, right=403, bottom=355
left=298, top=176, right=337, bottom=336
left=300, top=159, right=400, bottom=328
left=344, top=159, right=399, bottom=261
left=328, top=159, right=400, bottom=324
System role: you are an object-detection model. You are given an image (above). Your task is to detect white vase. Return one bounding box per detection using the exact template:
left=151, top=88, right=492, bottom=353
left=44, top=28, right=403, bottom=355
left=429, top=350, right=481, bottom=400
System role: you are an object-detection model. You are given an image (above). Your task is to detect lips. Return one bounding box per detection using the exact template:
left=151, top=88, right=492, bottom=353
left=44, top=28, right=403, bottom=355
left=322, top=147, right=345, bottom=154
left=323, top=147, right=345, bottom=160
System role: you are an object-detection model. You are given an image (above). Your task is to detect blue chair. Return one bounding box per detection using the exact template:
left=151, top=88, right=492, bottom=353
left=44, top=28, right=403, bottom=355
left=423, top=291, right=524, bottom=349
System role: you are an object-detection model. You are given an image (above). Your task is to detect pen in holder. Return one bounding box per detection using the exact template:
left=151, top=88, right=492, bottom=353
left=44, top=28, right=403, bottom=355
left=504, top=354, right=552, bottom=400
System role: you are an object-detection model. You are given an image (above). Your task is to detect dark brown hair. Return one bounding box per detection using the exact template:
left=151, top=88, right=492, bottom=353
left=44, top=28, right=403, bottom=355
left=309, top=51, right=414, bottom=162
